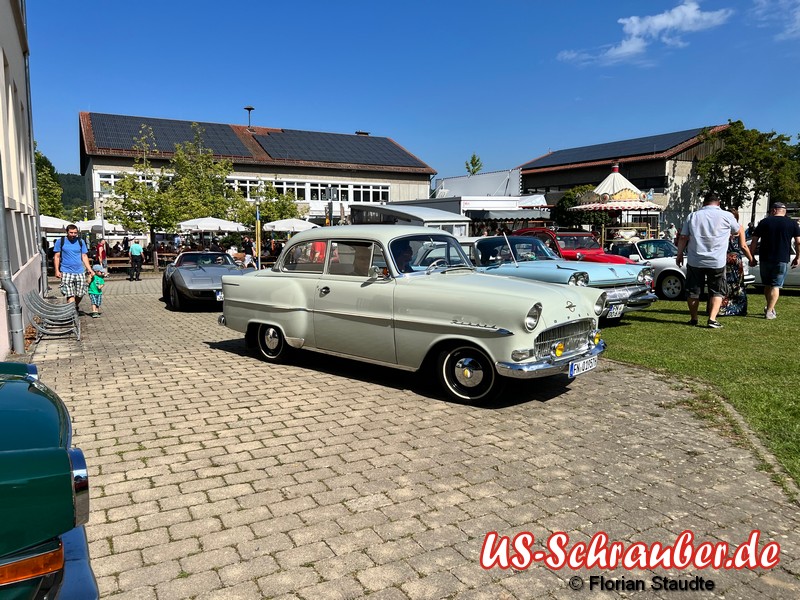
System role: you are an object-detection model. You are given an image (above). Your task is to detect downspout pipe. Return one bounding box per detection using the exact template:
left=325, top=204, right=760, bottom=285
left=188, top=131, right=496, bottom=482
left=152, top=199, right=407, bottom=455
left=0, top=154, right=26, bottom=354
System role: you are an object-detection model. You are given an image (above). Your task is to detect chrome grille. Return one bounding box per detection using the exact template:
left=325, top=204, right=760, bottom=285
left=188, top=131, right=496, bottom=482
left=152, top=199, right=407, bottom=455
left=602, top=284, right=649, bottom=303
left=533, top=319, right=594, bottom=359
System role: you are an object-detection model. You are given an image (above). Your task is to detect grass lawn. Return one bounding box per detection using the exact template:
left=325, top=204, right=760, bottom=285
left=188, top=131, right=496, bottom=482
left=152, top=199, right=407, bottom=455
left=601, top=288, right=799, bottom=488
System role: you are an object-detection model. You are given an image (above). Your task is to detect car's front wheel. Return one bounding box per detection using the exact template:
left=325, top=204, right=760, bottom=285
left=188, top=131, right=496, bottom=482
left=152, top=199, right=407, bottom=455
left=257, top=324, right=290, bottom=362
left=437, top=344, right=503, bottom=403
left=657, top=272, right=685, bottom=300
left=169, top=284, right=185, bottom=311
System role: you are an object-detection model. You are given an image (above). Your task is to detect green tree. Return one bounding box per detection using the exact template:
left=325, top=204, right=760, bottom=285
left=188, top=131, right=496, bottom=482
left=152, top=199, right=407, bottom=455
left=106, top=126, right=179, bottom=245
left=35, top=147, right=64, bottom=218
left=164, top=123, right=246, bottom=221
left=549, top=185, right=613, bottom=228
left=465, top=153, right=483, bottom=175
left=696, top=120, right=799, bottom=223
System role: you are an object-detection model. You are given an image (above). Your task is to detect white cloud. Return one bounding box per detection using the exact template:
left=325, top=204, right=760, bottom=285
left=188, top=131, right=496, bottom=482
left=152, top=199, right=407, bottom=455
left=752, top=0, right=800, bottom=40
left=558, top=1, right=733, bottom=66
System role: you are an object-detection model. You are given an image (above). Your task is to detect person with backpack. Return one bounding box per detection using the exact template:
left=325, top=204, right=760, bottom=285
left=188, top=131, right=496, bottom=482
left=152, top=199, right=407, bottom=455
left=53, top=224, right=93, bottom=314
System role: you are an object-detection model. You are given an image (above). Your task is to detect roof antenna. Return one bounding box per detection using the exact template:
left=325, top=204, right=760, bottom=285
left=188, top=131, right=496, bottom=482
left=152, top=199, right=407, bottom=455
left=244, top=105, right=255, bottom=130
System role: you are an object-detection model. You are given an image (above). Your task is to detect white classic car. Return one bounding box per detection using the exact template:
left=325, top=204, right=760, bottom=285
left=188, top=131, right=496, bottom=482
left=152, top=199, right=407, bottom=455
left=607, top=239, right=755, bottom=299
left=219, top=225, right=607, bottom=402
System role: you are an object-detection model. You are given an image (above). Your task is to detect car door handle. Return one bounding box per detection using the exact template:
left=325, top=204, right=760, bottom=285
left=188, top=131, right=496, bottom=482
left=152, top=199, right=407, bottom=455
left=320, top=286, right=330, bottom=295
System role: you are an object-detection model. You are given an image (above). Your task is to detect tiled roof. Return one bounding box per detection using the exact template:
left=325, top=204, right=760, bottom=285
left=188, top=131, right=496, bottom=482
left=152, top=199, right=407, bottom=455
left=80, top=112, right=435, bottom=175
left=519, top=125, right=726, bottom=171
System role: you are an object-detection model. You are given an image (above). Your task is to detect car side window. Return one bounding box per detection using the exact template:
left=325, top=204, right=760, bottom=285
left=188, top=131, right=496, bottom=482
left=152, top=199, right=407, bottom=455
left=326, top=241, right=376, bottom=276
left=282, top=241, right=324, bottom=274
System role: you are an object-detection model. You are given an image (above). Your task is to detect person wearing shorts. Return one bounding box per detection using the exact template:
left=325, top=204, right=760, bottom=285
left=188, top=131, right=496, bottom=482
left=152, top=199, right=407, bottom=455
left=676, top=193, right=740, bottom=329
left=749, top=202, right=800, bottom=319
left=53, top=224, right=93, bottom=314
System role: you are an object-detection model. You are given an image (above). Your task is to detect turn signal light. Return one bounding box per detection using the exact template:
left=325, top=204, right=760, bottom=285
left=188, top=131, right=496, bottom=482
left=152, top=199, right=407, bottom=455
left=0, top=543, right=64, bottom=586
left=551, top=341, right=565, bottom=358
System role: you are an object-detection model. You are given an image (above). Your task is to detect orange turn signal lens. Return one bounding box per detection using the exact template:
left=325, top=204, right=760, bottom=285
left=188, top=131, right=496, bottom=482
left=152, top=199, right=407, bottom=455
left=0, top=543, right=64, bottom=586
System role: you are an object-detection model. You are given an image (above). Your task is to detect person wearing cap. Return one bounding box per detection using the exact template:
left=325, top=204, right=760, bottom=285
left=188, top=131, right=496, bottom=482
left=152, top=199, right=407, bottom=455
left=676, top=192, right=740, bottom=329
left=748, top=201, right=800, bottom=320
left=87, top=264, right=106, bottom=318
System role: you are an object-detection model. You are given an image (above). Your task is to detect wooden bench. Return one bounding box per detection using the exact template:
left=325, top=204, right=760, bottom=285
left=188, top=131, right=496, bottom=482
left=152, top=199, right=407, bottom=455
left=23, top=291, right=81, bottom=341
left=106, top=257, right=130, bottom=272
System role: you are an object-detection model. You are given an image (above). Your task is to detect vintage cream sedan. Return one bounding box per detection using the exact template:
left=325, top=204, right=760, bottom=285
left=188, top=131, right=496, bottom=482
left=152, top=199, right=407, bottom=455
left=219, top=225, right=607, bottom=402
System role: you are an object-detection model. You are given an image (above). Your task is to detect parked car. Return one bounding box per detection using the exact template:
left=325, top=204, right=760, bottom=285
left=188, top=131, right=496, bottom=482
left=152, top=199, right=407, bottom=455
left=606, top=238, right=755, bottom=299
left=0, top=362, right=98, bottom=599
left=162, top=251, right=247, bottom=310
left=752, top=251, right=800, bottom=288
left=513, top=227, right=636, bottom=264
left=454, top=236, right=656, bottom=320
left=220, top=225, right=608, bottom=402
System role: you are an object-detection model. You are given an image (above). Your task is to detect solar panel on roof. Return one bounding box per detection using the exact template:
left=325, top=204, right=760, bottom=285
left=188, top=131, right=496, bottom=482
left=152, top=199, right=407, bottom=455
left=90, top=113, right=252, bottom=158
left=254, top=130, right=428, bottom=168
left=521, top=127, right=709, bottom=170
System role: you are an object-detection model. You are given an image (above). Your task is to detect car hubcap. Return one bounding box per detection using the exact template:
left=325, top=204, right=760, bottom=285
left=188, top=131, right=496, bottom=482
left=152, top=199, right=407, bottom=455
left=454, top=357, right=484, bottom=388
left=264, top=328, right=280, bottom=352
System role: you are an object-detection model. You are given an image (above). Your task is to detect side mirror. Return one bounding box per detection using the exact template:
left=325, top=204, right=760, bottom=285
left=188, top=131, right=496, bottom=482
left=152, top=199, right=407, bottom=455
left=368, top=265, right=389, bottom=280
left=629, top=254, right=641, bottom=262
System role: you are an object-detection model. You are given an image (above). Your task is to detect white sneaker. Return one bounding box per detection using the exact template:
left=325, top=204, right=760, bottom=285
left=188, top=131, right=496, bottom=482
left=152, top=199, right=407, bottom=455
left=766, top=309, right=777, bottom=320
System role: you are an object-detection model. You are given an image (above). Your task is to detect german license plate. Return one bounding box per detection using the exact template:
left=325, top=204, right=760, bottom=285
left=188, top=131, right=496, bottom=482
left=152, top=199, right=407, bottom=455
left=606, top=303, right=624, bottom=319
left=569, top=356, right=597, bottom=377
left=215, top=290, right=224, bottom=301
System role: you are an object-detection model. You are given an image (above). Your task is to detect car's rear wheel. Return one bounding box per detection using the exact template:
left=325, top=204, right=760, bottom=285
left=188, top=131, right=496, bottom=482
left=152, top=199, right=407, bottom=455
left=257, top=324, right=290, bottom=362
left=657, top=272, right=685, bottom=300
left=437, top=344, right=503, bottom=403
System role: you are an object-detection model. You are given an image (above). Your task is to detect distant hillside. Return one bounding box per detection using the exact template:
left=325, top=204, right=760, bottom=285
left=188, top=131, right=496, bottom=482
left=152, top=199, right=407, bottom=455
left=58, top=173, right=88, bottom=210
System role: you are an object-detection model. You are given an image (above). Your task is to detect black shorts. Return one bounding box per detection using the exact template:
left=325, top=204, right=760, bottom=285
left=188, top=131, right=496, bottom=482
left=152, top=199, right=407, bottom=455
left=686, top=265, right=727, bottom=298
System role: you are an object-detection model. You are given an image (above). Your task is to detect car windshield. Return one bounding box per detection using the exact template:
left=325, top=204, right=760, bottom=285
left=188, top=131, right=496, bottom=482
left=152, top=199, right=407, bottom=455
left=608, top=240, right=678, bottom=260
left=178, top=253, right=234, bottom=266
left=473, top=236, right=560, bottom=265
left=391, top=235, right=470, bottom=274
left=556, top=234, right=601, bottom=250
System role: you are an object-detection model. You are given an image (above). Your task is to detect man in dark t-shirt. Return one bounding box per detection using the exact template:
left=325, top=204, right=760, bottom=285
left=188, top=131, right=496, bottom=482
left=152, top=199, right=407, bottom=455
left=749, top=202, right=800, bottom=319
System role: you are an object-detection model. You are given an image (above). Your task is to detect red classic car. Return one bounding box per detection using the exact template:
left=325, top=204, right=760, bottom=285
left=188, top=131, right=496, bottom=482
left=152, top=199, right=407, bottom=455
left=512, top=228, right=637, bottom=264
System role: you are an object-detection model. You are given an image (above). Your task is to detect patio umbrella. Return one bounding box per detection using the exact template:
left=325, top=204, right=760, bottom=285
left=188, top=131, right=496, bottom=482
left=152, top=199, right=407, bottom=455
left=263, top=218, right=319, bottom=232
left=178, top=217, right=248, bottom=233
left=39, top=215, right=71, bottom=231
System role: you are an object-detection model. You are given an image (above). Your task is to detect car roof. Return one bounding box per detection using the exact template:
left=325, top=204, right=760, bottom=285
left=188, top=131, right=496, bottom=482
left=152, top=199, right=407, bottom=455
left=286, top=225, right=458, bottom=244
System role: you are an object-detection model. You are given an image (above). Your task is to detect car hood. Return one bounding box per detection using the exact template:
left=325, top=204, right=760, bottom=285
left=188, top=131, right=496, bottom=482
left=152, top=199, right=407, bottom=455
left=176, top=265, right=246, bottom=286
left=395, top=269, right=602, bottom=326
left=0, top=378, right=69, bottom=452
left=483, top=260, right=642, bottom=286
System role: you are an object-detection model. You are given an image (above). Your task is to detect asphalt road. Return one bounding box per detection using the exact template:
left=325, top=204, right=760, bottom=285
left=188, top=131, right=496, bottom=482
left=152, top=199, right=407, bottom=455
left=28, top=274, right=800, bottom=599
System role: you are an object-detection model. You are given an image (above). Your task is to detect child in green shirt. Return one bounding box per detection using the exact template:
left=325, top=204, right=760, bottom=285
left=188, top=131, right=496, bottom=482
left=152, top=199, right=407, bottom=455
left=87, top=264, right=106, bottom=318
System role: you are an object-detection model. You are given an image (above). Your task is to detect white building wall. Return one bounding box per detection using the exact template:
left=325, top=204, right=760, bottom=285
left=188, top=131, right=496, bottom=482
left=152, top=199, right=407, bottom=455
left=1, top=0, right=42, bottom=358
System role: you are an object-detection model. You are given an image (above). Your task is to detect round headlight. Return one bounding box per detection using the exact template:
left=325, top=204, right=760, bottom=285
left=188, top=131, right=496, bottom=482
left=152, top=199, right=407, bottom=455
left=576, top=272, right=589, bottom=286
left=637, top=270, right=645, bottom=283
left=594, top=292, right=607, bottom=316
left=642, top=267, right=654, bottom=284
left=525, top=303, right=542, bottom=331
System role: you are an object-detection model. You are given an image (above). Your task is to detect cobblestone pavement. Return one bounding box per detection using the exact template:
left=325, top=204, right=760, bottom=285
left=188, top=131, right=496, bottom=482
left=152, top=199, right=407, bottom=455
left=29, top=275, right=800, bottom=599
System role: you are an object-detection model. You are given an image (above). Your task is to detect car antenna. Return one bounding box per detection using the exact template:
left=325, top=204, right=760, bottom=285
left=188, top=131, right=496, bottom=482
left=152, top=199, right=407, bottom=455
left=501, top=230, right=519, bottom=268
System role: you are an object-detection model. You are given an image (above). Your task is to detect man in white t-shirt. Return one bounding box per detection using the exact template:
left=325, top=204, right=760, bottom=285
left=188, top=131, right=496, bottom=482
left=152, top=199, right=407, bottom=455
left=676, top=193, right=740, bottom=329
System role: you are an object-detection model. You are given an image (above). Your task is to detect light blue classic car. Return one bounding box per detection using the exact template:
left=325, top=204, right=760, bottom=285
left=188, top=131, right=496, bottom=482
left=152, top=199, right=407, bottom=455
left=220, top=225, right=608, bottom=402
left=453, top=236, right=657, bottom=320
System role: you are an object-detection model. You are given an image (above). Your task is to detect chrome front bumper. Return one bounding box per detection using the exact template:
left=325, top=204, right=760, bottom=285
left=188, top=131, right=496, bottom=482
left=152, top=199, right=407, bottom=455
left=495, top=340, right=606, bottom=379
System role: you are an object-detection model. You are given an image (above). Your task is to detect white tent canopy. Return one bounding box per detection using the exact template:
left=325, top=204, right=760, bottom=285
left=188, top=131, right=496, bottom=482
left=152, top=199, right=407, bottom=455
left=178, top=217, right=247, bottom=233
left=591, top=164, right=643, bottom=201
left=263, top=218, right=319, bottom=232
left=569, top=164, right=663, bottom=213
left=75, top=219, right=126, bottom=233
left=39, top=215, right=71, bottom=231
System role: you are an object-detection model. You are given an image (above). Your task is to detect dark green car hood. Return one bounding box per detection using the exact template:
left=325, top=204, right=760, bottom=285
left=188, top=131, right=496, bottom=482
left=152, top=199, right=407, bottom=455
left=0, top=377, right=70, bottom=451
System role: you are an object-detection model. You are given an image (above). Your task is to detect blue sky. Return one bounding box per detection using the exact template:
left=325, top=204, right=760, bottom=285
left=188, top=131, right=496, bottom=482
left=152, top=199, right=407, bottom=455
left=28, top=0, right=800, bottom=181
